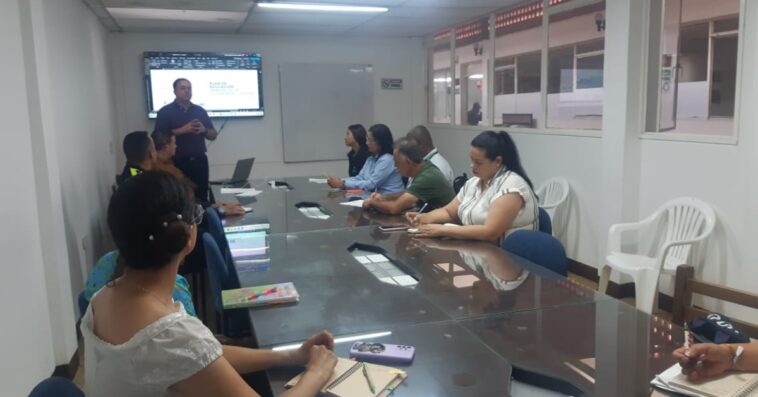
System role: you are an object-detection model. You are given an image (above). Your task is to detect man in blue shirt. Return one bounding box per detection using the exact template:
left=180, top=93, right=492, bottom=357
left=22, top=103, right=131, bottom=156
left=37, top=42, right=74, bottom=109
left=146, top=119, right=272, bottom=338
left=154, top=78, right=218, bottom=203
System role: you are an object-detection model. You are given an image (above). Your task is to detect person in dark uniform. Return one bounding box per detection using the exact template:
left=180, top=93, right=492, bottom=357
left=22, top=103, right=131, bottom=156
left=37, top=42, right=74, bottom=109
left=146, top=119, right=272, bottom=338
left=154, top=78, right=218, bottom=204
left=116, top=131, right=155, bottom=186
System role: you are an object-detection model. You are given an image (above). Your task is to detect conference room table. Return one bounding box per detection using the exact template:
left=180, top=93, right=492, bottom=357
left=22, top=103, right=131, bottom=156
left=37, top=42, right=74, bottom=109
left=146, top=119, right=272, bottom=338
left=214, top=177, right=406, bottom=234
left=219, top=177, right=683, bottom=396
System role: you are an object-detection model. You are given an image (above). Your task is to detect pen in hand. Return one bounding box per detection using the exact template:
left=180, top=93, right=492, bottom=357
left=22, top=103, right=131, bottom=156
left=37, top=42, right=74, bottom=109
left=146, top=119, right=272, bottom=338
left=684, top=323, right=692, bottom=353
left=409, top=203, right=428, bottom=226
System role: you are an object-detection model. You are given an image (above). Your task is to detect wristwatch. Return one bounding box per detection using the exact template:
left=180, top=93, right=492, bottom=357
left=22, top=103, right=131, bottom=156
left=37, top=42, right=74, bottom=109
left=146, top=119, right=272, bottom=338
left=729, top=345, right=745, bottom=370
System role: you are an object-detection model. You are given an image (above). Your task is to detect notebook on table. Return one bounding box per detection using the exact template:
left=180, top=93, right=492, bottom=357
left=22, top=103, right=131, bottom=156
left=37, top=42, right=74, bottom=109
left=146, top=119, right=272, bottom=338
left=221, top=282, right=299, bottom=309
left=286, top=357, right=407, bottom=397
left=653, top=362, right=758, bottom=397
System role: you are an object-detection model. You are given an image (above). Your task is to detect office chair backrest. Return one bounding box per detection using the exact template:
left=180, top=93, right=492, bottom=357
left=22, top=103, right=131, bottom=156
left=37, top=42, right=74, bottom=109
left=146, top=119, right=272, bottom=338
left=202, top=232, right=252, bottom=337
left=538, top=207, right=552, bottom=235
left=502, top=230, right=567, bottom=276
left=29, top=377, right=83, bottom=397
left=204, top=208, right=239, bottom=288
left=202, top=233, right=228, bottom=314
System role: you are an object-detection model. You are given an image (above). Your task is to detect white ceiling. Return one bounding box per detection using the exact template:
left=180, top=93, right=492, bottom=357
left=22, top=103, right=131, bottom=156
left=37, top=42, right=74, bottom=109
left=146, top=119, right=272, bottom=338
left=82, top=0, right=528, bottom=37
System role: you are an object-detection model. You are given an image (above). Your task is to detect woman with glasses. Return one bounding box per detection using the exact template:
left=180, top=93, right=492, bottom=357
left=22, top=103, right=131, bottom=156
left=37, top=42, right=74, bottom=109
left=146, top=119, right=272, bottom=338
left=327, top=124, right=404, bottom=194
left=81, top=172, right=337, bottom=397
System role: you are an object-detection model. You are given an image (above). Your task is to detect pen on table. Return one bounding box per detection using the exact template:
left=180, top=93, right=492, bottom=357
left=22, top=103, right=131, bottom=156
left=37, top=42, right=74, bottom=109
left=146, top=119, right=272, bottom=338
left=362, top=362, right=376, bottom=394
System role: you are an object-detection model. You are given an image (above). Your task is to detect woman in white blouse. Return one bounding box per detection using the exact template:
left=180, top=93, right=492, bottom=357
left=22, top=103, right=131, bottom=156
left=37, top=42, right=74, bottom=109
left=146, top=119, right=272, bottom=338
left=81, top=171, right=337, bottom=397
left=407, top=130, right=538, bottom=243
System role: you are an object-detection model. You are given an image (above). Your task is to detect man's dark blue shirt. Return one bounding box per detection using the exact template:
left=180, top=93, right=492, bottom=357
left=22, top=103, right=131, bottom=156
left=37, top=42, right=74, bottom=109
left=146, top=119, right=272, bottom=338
left=154, top=101, right=214, bottom=159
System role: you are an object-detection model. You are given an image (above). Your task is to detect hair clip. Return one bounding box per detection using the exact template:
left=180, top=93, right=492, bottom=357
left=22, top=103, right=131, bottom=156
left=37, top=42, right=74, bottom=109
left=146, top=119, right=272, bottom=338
left=148, top=235, right=155, bottom=241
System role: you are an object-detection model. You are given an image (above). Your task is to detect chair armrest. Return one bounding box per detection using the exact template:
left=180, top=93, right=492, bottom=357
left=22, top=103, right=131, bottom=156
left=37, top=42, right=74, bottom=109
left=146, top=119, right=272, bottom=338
left=606, top=215, right=658, bottom=254
left=656, top=234, right=711, bottom=267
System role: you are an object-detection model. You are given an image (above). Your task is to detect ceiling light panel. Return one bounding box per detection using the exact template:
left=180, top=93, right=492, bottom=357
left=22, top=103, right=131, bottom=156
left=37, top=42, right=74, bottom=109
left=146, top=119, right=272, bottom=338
left=107, top=7, right=248, bottom=22
left=102, top=0, right=254, bottom=12
left=118, top=21, right=241, bottom=34
left=245, top=10, right=376, bottom=26
left=256, top=2, right=388, bottom=13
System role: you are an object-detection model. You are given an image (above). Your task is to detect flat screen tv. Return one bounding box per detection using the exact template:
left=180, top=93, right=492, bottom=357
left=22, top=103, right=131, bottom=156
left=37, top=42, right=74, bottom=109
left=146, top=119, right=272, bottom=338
left=144, top=52, right=264, bottom=118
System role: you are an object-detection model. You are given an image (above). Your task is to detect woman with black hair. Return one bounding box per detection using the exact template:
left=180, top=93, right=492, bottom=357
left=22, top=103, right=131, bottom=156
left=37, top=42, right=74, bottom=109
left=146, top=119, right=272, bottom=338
left=407, top=130, right=538, bottom=243
left=81, top=172, right=337, bottom=397
left=344, top=124, right=369, bottom=177
left=327, top=123, right=404, bottom=194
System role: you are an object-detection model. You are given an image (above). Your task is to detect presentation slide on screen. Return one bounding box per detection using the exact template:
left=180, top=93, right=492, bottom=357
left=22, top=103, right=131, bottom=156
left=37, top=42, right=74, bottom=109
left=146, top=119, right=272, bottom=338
left=149, top=69, right=261, bottom=114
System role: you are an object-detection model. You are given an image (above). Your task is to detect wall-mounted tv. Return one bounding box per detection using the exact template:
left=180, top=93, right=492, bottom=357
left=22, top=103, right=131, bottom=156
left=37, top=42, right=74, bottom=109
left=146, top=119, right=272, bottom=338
left=144, top=52, right=264, bottom=119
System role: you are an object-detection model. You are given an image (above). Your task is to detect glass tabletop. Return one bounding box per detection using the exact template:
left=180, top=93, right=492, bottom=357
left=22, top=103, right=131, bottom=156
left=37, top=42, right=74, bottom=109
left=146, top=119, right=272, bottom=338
left=459, top=299, right=683, bottom=397
left=264, top=320, right=513, bottom=397
left=235, top=226, right=612, bottom=347
left=214, top=177, right=406, bottom=234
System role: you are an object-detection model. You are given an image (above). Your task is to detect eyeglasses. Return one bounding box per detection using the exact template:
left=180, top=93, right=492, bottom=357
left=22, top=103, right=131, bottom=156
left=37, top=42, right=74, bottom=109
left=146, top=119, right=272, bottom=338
left=192, top=205, right=205, bottom=225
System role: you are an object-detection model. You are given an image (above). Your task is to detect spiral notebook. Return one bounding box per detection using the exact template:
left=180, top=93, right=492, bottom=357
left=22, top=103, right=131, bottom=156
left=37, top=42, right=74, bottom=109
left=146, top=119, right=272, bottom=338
left=653, top=362, right=758, bottom=397
left=285, top=357, right=407, bottom=397
left=221, top=283, right=299, bottom=309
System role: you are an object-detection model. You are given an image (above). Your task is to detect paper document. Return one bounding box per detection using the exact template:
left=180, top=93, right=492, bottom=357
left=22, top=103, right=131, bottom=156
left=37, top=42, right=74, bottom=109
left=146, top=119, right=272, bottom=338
left=367, top=254, right=388, bottom=263
left=339, top=200, right=364, bottom=208
left=221, top=188, right=249, bottom=194
left=235, top=189, right=263, bottom=197
left=308, top=178, right=328, bottom=184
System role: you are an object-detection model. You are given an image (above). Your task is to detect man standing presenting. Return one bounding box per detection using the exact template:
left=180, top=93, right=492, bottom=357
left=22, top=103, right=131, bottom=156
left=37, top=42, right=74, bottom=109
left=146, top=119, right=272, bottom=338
left=154, top=78, right=218, bottom=203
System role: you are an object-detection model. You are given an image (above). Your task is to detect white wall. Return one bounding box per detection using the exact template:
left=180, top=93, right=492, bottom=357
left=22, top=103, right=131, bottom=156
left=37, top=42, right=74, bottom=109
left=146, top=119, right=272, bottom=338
left=0, top=0, right=119, bottom=392
left=110, top=33, right=427, bottom=179
left=427, top=0, right=758, bottom=322
left=30, top=0, right=120, bottom=338
left=431, top=126, right=604, bottom=266
left=1, top=1, right=59, bottom=394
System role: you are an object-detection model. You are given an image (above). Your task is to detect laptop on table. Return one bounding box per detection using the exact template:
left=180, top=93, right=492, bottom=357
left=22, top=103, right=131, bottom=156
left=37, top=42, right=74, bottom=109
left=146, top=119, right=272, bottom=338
left=210, top=157, right=255, bottom=185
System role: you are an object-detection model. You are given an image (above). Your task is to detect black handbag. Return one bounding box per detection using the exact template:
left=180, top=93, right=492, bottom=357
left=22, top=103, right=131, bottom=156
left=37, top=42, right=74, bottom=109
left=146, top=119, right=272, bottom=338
left=688, top=313, right=751, bottom=344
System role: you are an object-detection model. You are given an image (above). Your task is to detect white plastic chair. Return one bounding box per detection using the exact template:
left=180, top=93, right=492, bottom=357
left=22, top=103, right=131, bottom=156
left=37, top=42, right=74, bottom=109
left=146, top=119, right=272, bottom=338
left=598, top=197, right=716, bottom=314
left=536, top=178, right=570, bottom=236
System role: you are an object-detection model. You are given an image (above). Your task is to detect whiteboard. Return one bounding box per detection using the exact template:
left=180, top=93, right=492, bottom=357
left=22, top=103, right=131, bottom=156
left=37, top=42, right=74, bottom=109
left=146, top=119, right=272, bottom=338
left=279, top=63, right=374, bottom=163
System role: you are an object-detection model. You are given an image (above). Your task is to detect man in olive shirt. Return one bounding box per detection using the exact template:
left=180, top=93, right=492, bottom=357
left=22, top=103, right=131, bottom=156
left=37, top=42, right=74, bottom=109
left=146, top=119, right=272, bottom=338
left=363, top=137, right=455, bottom=215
